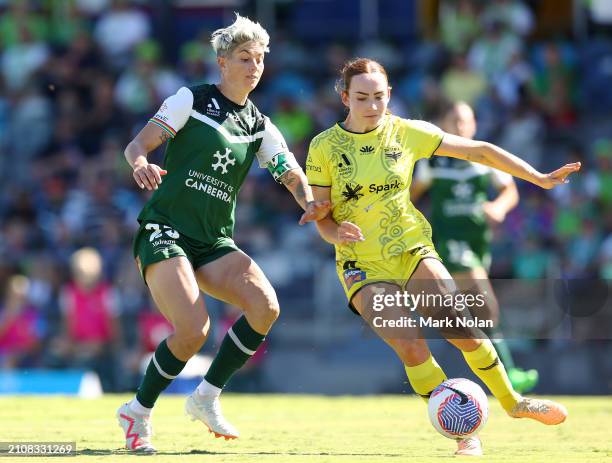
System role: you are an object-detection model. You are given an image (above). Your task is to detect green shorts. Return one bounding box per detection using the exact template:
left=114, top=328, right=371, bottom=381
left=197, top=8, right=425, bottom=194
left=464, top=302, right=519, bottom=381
left=435, top=237, right=491, bottom=274
left=132, top=221, right=239, bottom=281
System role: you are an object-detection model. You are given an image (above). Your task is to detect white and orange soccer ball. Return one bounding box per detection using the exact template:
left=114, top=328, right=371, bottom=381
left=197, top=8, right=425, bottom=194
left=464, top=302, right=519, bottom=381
left=427, top=378, right=488, bottom=439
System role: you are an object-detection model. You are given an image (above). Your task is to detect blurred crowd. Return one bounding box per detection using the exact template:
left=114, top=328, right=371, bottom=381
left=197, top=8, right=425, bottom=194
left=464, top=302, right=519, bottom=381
left=0, top=0, right=610, bottom=391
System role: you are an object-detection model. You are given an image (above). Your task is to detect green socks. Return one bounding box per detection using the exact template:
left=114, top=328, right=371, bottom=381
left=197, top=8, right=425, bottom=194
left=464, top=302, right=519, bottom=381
left=135, top=339, right=187, bottom=409
left=204, top=316, right=266, bottom=389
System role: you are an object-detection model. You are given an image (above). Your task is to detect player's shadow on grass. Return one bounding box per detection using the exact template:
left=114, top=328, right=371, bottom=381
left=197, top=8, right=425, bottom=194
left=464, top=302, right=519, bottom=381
left=79, top=448, right=409, bottom=457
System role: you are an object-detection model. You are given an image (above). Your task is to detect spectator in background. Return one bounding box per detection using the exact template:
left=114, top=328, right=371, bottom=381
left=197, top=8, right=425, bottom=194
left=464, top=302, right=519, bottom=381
left=439, top=0, right=481, bottom=54
left=513, top=236, right=553, bottom=279
left=481, top=0, right=534, bottom=38
left=0, top=275, right=43, bottom=368
left=585, top=139, right=612, bottom=208
left=93, top=0, right=151, bottom=68
left=440, top=53, right=487, bottom=107
left=47, top=247, right=121, bottom=391
left=529, top=43, right=577, bottom=129
left=1, top=25, right=50, bottom=92
left=0, top=0, right=47, bottom=48
left=179, top=36, right=218, bottom=84
left=468, top=20, right=521, bottom=80
left=271, top=96, right=314, bottom=148
left=114, top=40, right=184, bottom=118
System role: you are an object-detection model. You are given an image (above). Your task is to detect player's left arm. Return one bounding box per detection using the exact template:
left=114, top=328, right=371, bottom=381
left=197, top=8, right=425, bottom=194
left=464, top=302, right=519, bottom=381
left=434, top=133, right=581, bottom=189
left=278, top=169, right=331, bottom=224
left=256, top=117, right=330, bottom=223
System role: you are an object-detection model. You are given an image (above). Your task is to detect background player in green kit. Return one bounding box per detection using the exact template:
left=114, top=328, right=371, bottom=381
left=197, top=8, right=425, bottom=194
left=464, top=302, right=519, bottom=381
left=411, top=101, right=538, bottom=393
left=116, top=15, right=330, bottom=453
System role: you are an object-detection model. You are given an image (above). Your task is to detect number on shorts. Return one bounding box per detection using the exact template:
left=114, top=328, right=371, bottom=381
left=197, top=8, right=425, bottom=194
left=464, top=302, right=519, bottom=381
left=145, top=223, right=179, bottom=242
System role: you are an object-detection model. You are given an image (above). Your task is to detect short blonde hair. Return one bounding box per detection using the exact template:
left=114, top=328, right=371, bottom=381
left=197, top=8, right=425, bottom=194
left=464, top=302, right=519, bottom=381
left=211, top=13, right=270, bottom=57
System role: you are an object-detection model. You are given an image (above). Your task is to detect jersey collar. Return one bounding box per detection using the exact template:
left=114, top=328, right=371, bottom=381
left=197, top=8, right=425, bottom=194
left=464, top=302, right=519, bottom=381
left=335, top=115, right=388, bottom=137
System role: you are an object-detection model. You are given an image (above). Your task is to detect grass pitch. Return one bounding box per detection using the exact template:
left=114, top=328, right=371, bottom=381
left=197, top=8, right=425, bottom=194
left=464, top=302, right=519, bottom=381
left=1, top=395, right=610, bottom=462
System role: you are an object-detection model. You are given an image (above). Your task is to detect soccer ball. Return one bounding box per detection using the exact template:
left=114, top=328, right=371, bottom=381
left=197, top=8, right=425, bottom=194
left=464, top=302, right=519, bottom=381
left=427, top=378, right=488, bottom=439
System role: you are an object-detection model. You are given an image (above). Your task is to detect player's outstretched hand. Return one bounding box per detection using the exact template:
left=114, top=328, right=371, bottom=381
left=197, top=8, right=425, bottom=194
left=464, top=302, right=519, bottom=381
left=536, top=162, right=581, bottom=189
left=337, top=221, right=365, bottom=244
left=133, top=161, right=167, bottom=190
left=299, top=200, right=331, bottom=225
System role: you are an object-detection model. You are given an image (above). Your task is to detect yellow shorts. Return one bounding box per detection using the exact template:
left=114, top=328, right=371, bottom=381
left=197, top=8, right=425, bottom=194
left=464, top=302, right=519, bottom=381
left=335, top=245, right=441, bottom=315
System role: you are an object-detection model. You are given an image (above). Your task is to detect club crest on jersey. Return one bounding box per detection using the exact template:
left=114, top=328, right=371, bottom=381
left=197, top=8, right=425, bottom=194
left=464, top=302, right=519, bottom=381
left=206, top=98, right=221, bottom=117
left=383, top=146, right=403, bottom=161
left=212, top=147, right=235, bottom=174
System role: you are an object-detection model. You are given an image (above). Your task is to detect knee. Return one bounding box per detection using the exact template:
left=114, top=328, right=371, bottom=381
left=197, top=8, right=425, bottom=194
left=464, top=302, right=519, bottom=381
left=244, top=296, right=280, bottom=329
left=448, top=337, right=482, bottom=353
left=388, top=338, right=430, bottom=366
left=257, top=302, right=280, bottom=327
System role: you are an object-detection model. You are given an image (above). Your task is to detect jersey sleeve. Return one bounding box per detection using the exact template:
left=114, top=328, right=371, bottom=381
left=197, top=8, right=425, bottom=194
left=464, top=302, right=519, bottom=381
left=149, top=86, right=194, bottom=138
left=305, top=136, right=332, bottom=187
left=490, top=167, right=514, bottom=189
left=405, top=119, right=445, bottom=161
left=255, top=117, right=300, bottom=183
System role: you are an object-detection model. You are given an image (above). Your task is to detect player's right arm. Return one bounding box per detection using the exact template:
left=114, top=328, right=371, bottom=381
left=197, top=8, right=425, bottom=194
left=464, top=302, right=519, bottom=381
left=125, top=86, right=194, bottom=190
left=305, top=136, right=364, bottom=245
left=311, top=186, right=364, bottom=245
left=125, top=124, right=170, bottom=190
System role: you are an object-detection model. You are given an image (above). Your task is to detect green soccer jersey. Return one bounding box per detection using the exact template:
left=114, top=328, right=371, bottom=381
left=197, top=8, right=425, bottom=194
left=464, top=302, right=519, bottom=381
left=139, top=84, right=299, bottom=244
left=414, top=156, right=512, bottom=271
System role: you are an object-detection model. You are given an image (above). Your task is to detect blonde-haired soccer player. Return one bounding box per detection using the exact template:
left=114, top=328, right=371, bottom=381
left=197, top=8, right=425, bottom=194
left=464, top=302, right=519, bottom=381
left=306, top=58, right=578, bottom=456
left=116, top=14, right=329, bottom=452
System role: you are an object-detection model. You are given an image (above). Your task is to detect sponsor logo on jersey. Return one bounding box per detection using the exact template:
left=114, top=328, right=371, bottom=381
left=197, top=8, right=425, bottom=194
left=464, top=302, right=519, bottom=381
left=341, top=183, right=364, bottom=202
left=368, top=179, right=402, bottom=194
left=185, top=170, right=233, bottom=203
left=360, top=145, right=374, bottom=154
left=211, top=147, right=236, bottom=174
left=206, top=98, right=221, bottom=117
left=306, top=164, right=321, bottom=173
left=337, top=153, right=353, bottom=176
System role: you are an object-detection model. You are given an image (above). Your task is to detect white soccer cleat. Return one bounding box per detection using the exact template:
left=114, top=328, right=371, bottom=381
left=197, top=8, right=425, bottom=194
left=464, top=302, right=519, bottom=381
left=455, top=436, right=483, bottom=456
left=185, top=392, right=239, bottom=440
left=116, top=403, right=156, bottom=453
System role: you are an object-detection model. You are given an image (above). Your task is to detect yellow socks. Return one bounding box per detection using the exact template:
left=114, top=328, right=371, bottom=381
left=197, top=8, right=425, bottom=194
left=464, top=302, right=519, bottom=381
left=404, top=354, right=447, bottom=401
left=462, top=339, right=521, bottom=412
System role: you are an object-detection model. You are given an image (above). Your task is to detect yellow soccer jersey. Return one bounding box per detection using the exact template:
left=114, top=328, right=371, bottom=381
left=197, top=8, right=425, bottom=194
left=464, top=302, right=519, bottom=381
left=306, top=115, right=444, bottom=262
